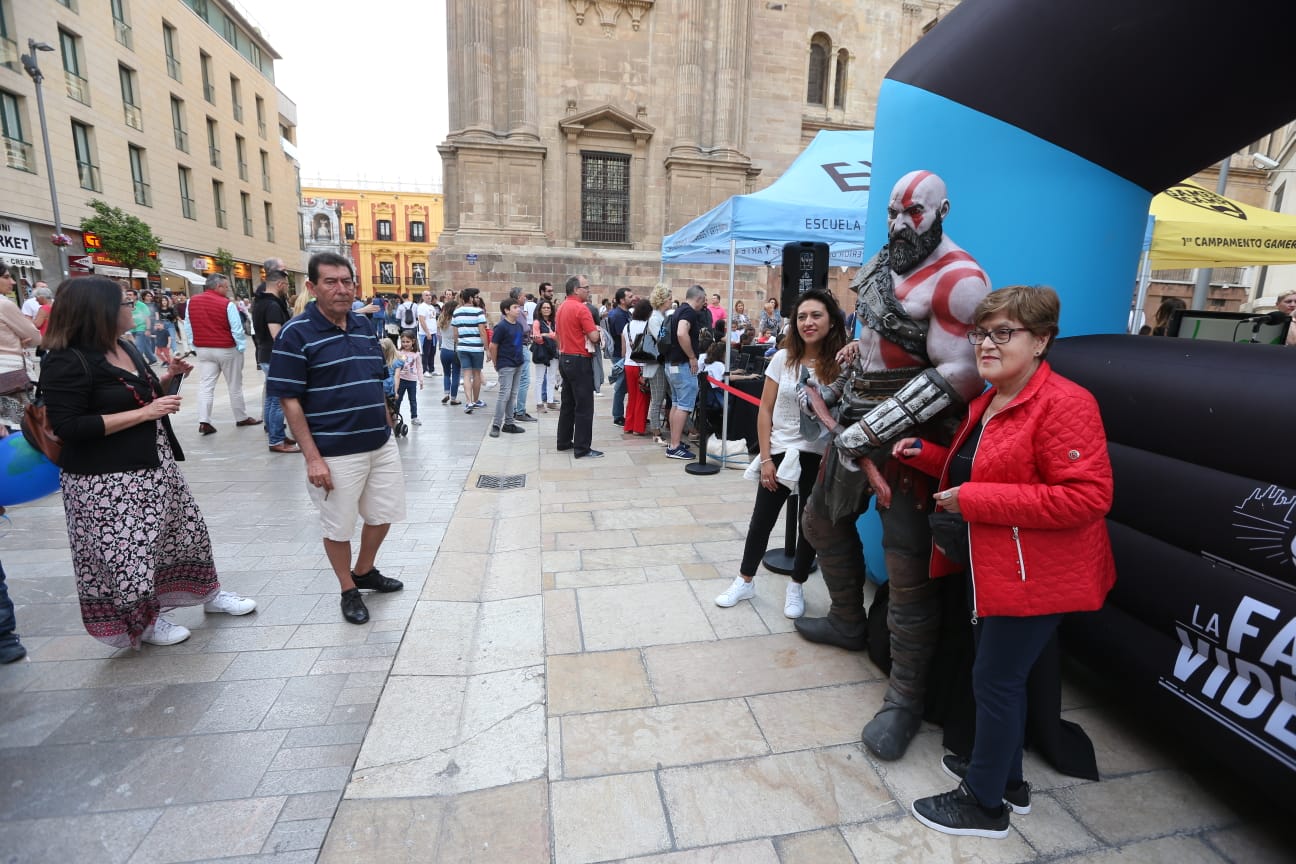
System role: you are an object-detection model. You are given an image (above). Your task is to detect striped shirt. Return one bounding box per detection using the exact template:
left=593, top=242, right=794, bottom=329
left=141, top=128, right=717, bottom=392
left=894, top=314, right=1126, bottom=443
left=452, top=305, right=487, bottom=353
left=266, top=303, right=391, bottom=457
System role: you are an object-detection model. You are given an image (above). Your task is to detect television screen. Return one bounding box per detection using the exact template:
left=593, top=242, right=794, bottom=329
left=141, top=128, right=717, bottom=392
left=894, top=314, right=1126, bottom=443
left=1168, top=309, right=1290, bottom=345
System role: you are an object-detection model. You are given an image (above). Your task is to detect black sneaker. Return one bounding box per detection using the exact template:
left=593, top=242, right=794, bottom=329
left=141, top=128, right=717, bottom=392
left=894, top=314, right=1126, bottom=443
left=351, top=569, right=404, bottom=593
left=613, top=418, right=625, bottom=426
left=513, top=412, right=538, bottom=423
left=941, top=754, right=1031, bottom=814
left=501, top=423, right=525, bottom=434
left=574, top=448, right=604, bottom=459
left=490, top=425, right=501, bottom=438
left=911, top=782, right=1010, bottom=839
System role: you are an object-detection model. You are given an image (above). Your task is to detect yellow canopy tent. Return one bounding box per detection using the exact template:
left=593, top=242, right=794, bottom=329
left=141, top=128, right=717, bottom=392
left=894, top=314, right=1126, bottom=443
left=1149, top=182, right=1296, bottom=268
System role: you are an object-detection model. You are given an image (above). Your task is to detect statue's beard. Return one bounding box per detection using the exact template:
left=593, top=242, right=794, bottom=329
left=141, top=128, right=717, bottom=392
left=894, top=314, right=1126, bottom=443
left=889, top=216, right=944, bottom=275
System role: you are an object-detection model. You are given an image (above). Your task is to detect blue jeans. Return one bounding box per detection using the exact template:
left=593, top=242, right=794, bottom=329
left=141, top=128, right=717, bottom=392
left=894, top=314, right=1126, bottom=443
left=612, top=358, right=627, bottom=421
left=0, top=559, right=23, bottom=657
left=514, top=357, right=531, bottom=415
left=440, top=348, right=461, bottom=398
left=965, top=613, right=1063, bottom=809
left=396, top=378, right=419, bottom=418
left=133, top=330, right=157, bottom=363
left=421, top=331, right=437, bottom=373
left=259, top=362, right=287, bottom=444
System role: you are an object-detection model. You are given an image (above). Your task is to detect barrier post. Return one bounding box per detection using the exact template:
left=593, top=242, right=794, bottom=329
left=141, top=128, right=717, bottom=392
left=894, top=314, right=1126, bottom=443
left=685, top=370, right=721, bottom=476
left=762, top=494, right=818, bottom=575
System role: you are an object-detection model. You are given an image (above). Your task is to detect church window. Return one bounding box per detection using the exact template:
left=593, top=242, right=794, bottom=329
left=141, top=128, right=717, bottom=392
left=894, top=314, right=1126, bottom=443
left=581, top=151, right=630, bottom=244
left=834, top=49, right=848, bottom=109
left=807, top=34, right=830, bottom=105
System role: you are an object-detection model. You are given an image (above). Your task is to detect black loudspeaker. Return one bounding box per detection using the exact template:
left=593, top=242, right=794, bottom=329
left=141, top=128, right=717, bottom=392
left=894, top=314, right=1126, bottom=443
left=781, top=242, right=829, bottom=314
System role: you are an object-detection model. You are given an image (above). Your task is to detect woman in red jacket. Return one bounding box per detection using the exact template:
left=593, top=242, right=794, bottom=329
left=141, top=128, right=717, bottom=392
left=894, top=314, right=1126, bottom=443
left=897, top=285, right=1116, bottom=839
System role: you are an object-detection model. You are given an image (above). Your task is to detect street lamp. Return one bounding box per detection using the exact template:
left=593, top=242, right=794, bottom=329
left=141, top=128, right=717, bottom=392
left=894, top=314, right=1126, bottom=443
left=20, top=38, right=69, bottom=282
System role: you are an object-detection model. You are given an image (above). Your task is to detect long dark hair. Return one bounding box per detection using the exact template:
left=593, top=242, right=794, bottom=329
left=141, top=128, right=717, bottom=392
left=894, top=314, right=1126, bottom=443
left=785, top=288, right=848, bottom=384
left=42, top=276, right=123, bottom=353
left=536, top=298, right=556, bottom=326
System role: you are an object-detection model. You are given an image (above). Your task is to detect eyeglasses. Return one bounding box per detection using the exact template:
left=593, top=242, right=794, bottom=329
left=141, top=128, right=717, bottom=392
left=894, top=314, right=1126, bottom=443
left=967, top=327, right=1030, bottom=345
left=318, top=278, right=356, bottom=289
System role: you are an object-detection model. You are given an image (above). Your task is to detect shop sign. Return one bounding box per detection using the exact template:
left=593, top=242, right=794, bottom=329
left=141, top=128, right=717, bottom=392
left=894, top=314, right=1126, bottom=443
left=0, top=220, right=34, bottom=255
left=193, top=256, right=215, bottom=272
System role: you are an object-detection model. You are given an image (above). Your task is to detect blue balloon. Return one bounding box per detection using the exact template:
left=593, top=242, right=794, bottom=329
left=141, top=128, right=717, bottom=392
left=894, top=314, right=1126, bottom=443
left=856, top=503, right=889, bottom=585
left=0, top=432, right=60, bottom=506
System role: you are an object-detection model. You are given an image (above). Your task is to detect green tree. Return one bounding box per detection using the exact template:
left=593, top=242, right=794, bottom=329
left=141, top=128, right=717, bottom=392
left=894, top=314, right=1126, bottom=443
left=78, top=199, right=161, bottom=282
left=213, top=246, right=236, bottom=275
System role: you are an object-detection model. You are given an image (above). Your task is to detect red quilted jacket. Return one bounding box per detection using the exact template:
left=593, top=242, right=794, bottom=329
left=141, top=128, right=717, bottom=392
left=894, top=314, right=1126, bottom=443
left=905, top=362, right=1116, bottom=618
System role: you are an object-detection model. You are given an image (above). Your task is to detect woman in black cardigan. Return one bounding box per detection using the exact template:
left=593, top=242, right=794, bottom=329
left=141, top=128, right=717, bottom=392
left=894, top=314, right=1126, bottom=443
left=40, top=277, right=256, bottom=648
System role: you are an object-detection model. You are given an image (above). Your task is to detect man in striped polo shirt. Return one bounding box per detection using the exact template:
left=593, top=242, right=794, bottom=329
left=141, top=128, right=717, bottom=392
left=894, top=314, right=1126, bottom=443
left=268, top=252, right=407, bottom=625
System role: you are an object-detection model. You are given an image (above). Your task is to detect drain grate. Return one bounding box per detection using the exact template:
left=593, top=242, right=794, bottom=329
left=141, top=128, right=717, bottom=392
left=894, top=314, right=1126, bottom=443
left=476, top=473, right=527, bottom=490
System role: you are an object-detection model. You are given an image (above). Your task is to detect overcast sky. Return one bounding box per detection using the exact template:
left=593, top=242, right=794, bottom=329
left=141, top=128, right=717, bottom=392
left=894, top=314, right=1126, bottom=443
left=242, top=0, right=450, bottom=190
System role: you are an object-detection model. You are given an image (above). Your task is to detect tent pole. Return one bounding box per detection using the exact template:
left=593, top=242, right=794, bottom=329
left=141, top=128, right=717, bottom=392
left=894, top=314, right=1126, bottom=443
left=720, top=238, right=736, bottom=462
left=1131, top=248, right=1153, bottom=333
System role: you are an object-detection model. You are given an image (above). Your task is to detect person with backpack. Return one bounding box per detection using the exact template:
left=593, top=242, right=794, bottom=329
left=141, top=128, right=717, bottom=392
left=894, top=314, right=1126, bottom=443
left=664, top=285, right=708, bottom=460
left=645, top=284, right=673, bottom=442
left=621, top=299, right=656, bottom=435
left=395, top=294, right=420, bottom=337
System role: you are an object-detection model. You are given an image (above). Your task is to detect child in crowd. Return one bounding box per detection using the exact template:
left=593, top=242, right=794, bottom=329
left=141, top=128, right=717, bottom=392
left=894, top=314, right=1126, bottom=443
left=488, top=299, right=527, bottom=438
left=395, top=332, right=424, bottom=426
left=381, top=339, right=400, bottom=399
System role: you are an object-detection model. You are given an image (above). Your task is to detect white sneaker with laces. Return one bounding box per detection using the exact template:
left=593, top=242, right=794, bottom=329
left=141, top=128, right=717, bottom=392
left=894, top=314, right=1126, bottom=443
left=203, top=591, right=257, bottom=616
left=141, top=615, right=191, bottom=645
left=715, top=576, right=755, bottom=608
left=412, top=417, right=422, bottom=425
left=784, top=582, right=806, bottom=618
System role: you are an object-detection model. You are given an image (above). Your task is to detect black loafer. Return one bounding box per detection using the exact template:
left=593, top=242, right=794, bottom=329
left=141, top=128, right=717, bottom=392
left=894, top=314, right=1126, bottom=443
left=341, top=588, right=369, bottom=624
left=351, top=568, right=404, bottom=593
left=793, top=614, right=868, bottom=651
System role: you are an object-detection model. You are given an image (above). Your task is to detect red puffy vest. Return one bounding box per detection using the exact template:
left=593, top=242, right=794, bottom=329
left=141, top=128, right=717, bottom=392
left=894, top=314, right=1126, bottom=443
left=188, top=290, right=235, bottom=348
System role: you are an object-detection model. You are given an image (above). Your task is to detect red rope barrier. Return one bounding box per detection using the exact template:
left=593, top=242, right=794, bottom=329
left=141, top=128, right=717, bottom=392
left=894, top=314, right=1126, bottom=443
left=708, top=376, right=762, bottom=407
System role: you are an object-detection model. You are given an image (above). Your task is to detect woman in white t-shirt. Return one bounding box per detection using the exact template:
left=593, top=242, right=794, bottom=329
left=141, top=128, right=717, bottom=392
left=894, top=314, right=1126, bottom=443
left=716, top=288, right=850, bottom=618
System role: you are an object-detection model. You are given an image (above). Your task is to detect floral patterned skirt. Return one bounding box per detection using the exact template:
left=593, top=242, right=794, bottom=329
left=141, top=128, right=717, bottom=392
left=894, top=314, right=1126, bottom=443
left=61, top=423, right=219, bottom=649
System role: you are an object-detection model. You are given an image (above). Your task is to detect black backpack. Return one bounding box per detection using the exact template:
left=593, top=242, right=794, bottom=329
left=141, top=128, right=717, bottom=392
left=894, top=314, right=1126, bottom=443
left=401, top=303, right=417, bottom=328
left=656, top=310, right=675, bottom=361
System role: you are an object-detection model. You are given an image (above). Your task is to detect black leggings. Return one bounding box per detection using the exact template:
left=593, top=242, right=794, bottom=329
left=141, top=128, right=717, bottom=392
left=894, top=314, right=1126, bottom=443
left=739, top=450, right=822, bottom=582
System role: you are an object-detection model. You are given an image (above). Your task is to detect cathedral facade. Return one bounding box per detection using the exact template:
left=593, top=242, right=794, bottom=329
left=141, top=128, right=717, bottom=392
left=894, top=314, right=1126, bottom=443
left=430, top=0, right=956, bottom=304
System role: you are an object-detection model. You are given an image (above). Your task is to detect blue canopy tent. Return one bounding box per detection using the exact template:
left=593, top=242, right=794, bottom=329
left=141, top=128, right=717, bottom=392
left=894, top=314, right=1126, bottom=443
left=661, top=130, right=875, bottom=268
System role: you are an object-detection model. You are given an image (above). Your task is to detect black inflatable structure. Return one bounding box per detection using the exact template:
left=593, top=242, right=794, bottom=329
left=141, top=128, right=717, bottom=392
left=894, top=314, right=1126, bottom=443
left=1049, top=336, right=1296, bottom=796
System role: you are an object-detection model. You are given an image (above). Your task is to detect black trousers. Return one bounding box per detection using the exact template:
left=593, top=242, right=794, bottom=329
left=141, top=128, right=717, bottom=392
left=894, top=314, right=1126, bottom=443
left=557, top=354, right=594, bottom=454
left=739, top=450, right=822, bottom=581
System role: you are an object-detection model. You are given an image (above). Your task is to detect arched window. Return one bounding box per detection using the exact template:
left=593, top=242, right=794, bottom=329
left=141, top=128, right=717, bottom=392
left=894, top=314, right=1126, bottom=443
left=807, top=34, right=831, bottom=105
left=834, top=49, right=849, bottom=109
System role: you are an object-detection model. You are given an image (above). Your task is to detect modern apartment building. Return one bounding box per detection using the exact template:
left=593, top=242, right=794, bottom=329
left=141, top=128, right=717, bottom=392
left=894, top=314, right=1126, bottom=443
left=0, top=0, right=302, bottom=299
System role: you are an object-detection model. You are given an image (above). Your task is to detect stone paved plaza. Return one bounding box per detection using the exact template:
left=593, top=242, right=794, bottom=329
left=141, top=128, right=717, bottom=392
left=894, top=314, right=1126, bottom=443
left=0, top=358, right=1289, bottom=863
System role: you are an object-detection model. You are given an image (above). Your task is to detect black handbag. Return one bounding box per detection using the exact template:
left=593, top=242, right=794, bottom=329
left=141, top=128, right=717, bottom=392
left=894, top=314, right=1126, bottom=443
left=928, top=511, right=969, bottom=566
left=530, top=325, right=555, bottom=364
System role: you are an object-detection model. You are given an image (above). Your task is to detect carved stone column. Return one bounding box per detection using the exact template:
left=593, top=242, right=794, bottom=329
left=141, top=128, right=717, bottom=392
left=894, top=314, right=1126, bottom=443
left=463, top=0, right=494, bottom=136
left=709, top=0, right=750, bottom=157
left=508, top=0, right=539, bottom=140
left=671, top=0, right=704, bottom=155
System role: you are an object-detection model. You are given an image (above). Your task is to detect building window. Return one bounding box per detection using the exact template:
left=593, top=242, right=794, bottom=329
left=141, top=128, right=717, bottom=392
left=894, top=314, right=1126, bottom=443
left=580, top=151, right=630, bottom=244
left=1, top=90, right=35, bottom=172
left=806, top=34, right=830, bottom=105
left=59, top=28, right=89, bottom=105
left=178, top=165, right=195, bottom=219
left=200, top=51, right=215, bottom=103
left=241, top=191, right=252, bottom=235
left=378, top=261, right=394, bottom=285
left=409, top=220, right=426, bottom=242
left=0, top=2, right=16, bottom=72
left=411, top=262, right=426, bottom=285
left=834, top=49, right=848, bottom=109
left=344, top=222, right=355, bottom=241
left=229, top=75, right=242, bottom=122
left=255, top=95, right=266, bottom=138
left=376, top=219, right=392, bottom=241
left=235, top=134, right=247, bottom=180
left=71, top=121, right=100, bottom=191
left=212, top=180, right=226, bottom=228
left=259, top=148, right=270, bottom=191
left=129, top=144, right=150, bottom=206
left=170, top=96, right=188, bottom=151
left=206, top=117, right=220, bottom=168
left=110, top=0, right=132, bottom=49
left=163, top=22, right=180, bottom=81
left=56, top=0, right=78, bottom=9
left=119, top=64, right=142, bottom=131
left=264, top=202, right=274, bottom=242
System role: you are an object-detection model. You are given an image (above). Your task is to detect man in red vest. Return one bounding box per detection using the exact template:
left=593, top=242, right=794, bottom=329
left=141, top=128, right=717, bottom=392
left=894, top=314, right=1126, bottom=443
left=186, top=272, right=260, bottom=435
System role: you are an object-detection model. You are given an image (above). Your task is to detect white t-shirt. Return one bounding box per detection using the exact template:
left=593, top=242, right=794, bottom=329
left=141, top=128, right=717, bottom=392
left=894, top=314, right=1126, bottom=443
left=624, top=319, right=648, bottom=368
left=522, top=300, right=536, bottom=329
left=20, top=297, right=40, bottom=319
left=417, top=302, right=437, bottom=333
left=395, top=301, right=420, bottom=329
left=765, top=349, right=826, bottom=456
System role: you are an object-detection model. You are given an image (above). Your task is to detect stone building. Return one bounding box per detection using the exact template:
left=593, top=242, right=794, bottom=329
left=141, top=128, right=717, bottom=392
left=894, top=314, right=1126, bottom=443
left=431, top=0, right=957, bottom=307
left=0, top=0, right=302, bottom=301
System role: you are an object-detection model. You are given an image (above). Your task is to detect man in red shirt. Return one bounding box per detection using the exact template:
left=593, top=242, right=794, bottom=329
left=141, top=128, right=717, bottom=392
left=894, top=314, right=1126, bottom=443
left=186, top=273, right=260, bottom=435
left=555, top=275, right=602, bottom=459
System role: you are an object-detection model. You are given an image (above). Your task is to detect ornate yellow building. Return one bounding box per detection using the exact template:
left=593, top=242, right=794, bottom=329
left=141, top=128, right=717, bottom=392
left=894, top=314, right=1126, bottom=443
left=300, top=187, right=444, bottom=296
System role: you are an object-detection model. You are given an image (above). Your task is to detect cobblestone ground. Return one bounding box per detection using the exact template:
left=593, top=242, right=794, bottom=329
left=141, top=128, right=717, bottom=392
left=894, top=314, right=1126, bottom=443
left=0, top=357, right=1287, bottom=863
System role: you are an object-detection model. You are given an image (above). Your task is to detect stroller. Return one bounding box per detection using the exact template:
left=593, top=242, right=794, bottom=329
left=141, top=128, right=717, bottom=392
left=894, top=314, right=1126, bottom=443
left=386, top=393, right=409, bottom=438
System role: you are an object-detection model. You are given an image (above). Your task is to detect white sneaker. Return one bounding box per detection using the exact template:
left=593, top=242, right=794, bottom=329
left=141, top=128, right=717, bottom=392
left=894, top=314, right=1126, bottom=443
left=715, top=576, right=755, bottom=608
left=203, top=591, right=257, bottom=616
left=784, top=582, right=806, bottom=618
left=141, top=615, right=191, bottom=645
left=412, top=417, right=422, bottom=425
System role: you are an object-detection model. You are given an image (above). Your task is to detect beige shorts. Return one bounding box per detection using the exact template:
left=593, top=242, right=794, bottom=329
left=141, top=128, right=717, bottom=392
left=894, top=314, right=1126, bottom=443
left=306, top=436, right=407, bottom=541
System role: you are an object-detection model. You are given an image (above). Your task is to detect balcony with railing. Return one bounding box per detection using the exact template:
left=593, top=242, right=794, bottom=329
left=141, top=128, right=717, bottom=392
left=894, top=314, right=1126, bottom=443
left=3, top=137, right=35, bottom=172
left=0, top=36, right=18, bottom=70
left=174, top=129, right=188, bottom=152
left=133, top=180, right=151, bottom=206
left=113, top=19, right=132, bottom=49
left=166, top=56, right=181, bottom=81
left=181, top=196, right=196, bottom=219
left=243, top=217, right=254, bottom=236
left=65, top=71, right=90, bottom=105
left=209, top=146, right=221, bottom=168
left=124, top=103, right=143, bottom=131
left=232, top=102, right=243, bottom=123
left=203, top=83, right=215, bottom=102
left=262, top=175, right=271, bottom=193
left=266, top=224, right=275, bottom=243
left=215, top=208, right=227, bottom=229
left=258, top=120, right=266, bottom=139
left=77, top=160, right=101, bottom=192
left=238, top=161, right=248, bottom=181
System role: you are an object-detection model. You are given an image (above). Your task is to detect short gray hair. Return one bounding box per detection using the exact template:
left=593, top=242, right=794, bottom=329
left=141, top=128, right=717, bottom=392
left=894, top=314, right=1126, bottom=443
left=205, top=273, right=229, bottom=291
left=684, top=284, right=706, bottom=302
left=34, top=286, right=53, bottom=299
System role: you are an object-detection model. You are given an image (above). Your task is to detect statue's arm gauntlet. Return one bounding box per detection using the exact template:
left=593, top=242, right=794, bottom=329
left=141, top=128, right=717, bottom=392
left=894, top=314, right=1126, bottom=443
left=847, top=368, right=963, bottom=451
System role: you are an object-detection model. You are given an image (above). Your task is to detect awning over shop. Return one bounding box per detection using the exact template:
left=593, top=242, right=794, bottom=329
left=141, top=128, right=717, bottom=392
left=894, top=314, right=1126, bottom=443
left=93, top=264, right=143, bottom=279
left=163, top=268, right=206, bottom=286
left=1149, top=182, right=1296, bottom=268
left=0, top=253, right=41, bottom=269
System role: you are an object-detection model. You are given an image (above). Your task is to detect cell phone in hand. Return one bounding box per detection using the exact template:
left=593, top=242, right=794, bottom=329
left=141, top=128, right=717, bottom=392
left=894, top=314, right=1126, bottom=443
left=166, top=373, right=184, bottom=395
